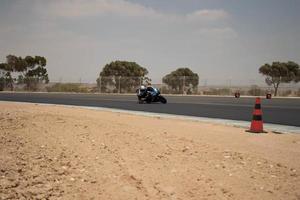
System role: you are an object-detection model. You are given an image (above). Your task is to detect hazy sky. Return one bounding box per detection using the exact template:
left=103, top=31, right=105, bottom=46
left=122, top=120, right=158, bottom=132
left=0, top=0, right=299, bottom=84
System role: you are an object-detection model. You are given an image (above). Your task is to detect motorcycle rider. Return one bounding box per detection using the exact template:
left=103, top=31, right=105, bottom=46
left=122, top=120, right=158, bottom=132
left=138, top=85, right=147, bottom=97
left=136, top=84, right=167, bottom=104
left=146, top=86, right=156, bottom=97
left=138, top=85, right=155, bottom=101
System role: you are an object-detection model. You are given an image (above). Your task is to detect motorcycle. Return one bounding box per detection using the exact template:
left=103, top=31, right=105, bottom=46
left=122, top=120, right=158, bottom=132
left=136, top=86, right=167, bottom=104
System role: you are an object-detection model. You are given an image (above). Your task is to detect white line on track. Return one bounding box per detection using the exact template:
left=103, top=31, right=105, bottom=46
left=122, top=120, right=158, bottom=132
left=2, top=101, right=298, bottom=134
left=89, top=98, right=300, bottom=109
left=80, top=106, right=300, bottom=134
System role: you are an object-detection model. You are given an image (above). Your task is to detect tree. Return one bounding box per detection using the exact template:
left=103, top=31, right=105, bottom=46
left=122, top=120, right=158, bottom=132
left=163, top=68, right=199, bottom=94
left=0, top=63, right=14, bottom=91
left=6, top=55, right=28, bottom=72
left=0, top=71, right=14, bottom=91
left=23, top=56, right=49, bottom=90
left=97, top=61, right=149, bottom=93
left=259, top=61, right=300, bottom=96
left=0, top=69, right=5, bottom=91
left=0, top=55, right=49, bottom=91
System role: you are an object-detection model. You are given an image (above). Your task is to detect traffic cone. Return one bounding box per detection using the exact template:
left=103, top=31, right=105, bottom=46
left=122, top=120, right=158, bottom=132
left=246, top=98, right=267, bottom=133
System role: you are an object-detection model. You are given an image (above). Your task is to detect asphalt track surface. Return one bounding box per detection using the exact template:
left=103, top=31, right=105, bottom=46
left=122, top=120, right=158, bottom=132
left=0, top=92, right=299, bottom=127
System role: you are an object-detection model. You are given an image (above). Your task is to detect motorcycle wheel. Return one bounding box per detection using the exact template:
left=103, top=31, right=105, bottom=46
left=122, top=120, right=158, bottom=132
left=137, top=97, right=143, bottom=104
left=145, top=95, right=152, bottom=104
left=146, top=99, right=152, bottom=104
left=159, top=96, right=167, bottom=104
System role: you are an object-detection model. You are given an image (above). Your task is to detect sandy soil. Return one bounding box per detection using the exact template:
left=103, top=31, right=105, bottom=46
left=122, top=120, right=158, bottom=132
left=0, top=102, right=299, bottom=200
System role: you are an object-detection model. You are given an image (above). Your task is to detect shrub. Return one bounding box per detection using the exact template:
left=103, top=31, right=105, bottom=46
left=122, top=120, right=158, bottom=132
left=279, top=90, right=293, bottom=97
left=202, top=88, right=231, bottom=95
left=46, top=83, right=88, bottom=93
left=297, top=89, right=300, bottom=97
left=247, top=85, right=265, bottom=96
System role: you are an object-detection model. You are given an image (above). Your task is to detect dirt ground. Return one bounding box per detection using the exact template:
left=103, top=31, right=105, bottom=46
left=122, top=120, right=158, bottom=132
left=0, top=102, right=299, bottom=200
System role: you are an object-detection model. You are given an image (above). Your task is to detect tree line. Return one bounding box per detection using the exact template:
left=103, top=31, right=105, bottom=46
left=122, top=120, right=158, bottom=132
left=1, top=54, right=300, bottom=96
left=96, top=60, right=300, bottom=95
left=96, top=60, right=199, bottom=94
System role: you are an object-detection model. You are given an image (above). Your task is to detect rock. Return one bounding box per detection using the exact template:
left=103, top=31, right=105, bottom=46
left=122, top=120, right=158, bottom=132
left=182, top=146, right=190, bottom=152
left=276, top=163, right=282, bottom=167
left=260, top=186, right=264, bottom=190
left=61, top=166, right=68, bottom=170
left=90, top=180, right=97, bottom=184
left=70, top=177, right=75, bottom=181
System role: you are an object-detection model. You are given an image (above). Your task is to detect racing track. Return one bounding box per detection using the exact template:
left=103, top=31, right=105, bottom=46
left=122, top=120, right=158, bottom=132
left=0, top=92, right=299, bottom=127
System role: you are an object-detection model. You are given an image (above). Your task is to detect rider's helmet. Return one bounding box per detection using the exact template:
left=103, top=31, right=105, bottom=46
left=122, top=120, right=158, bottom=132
left=140, top=85, right=146, bottom=90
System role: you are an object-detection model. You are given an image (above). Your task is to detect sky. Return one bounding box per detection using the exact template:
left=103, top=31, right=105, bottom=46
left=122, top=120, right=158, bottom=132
left=0, top=0, right=299, bottom=85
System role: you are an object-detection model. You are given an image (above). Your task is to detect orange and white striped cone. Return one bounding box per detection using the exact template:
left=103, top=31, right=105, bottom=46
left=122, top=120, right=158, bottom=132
left=246, top=98, right=267, bottom=133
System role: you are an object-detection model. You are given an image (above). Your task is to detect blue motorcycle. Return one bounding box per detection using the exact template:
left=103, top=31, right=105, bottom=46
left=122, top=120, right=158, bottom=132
left=136, top=86, right=167, bottom=104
